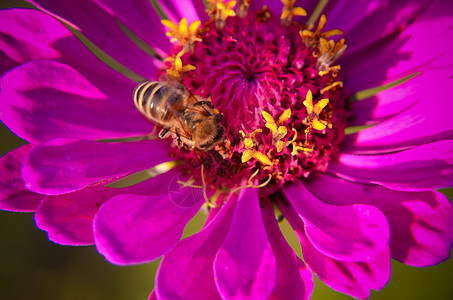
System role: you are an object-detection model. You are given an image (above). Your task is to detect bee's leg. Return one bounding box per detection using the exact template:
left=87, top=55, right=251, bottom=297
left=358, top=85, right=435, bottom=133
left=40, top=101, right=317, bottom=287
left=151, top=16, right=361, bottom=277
left=176, top=134, right=184, bottom=147
left=215, top=113, right=223, bottom=122
left=158, top=128, right=170, bottom=139
left=194, top=101, right=214, bottom=108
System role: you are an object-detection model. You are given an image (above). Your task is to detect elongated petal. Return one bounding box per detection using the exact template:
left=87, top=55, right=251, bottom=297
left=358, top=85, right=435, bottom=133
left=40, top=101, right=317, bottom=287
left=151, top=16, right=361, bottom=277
left=29, top=0, right=161, bottom=78
left=214, top=188, right=277, bottom=300
left=156, top=0, right=208, bottom=23
left=343, top=70, right=453, bottom=152
left=94, top=0, right=171, bottom=56
left=261, top=198, right=313, bottom=300
left=156, top=194, right=238, bottom=300
left=34, top=168, right=184, bottom=246
left=330, top=140, right=453, bottom=191
left=339, top=1, right=427, bottom=58
left=284, top=180, right=389, bottom=262
left=22, top=138, right=171, bottom=195
left=280, top=201, right=391, bottom=300
left=341, top=1, right=453, bottom=93
left=0, top=144, right=43, bottom=212
left=93, top=184, right=202, bottom=265
left=306, top=173, right=453, bottom=267
left=0, top=60, right=153, bottom=144
left=0, top=8, right=136, bottom=98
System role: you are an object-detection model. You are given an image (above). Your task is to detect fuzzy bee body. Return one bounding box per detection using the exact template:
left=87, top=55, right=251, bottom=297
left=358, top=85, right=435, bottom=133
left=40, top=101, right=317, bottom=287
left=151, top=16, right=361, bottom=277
left=134, top=81, right=224, bottom=150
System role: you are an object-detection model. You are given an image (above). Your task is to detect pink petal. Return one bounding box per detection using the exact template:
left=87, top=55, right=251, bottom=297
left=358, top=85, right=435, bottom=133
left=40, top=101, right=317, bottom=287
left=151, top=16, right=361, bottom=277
left=29, top=0, right=161, bottom=78
left=33, top=167, right=182, bottom=246
left=306, top=173, right=453, bottom=267
left=93, top=0, right=171, bottom=56
left=93, top=178, right=203, bottom=265
left=280, top=201, right=391, bottom=300
left=261, top=198, right=313, bottom=300
left=343, top=69, right=453, bottom=152
left=341, top=2, right=453, bottom=132
left=22, top=138, right=171, bottom=195
left=156, top=194, right=238, bottom=300
left=0, top=144, right=43, bottom=212
left=0, top=8, right=136, bottom=98
left=338, top=1, right=427, bottom=58
left=284, top=180, right=389, bottom=262
left=214, top=188, right=277, bottom=300
left=0, top=60, right=153, bottom=144
left=330, top=140, right=453, bottom=191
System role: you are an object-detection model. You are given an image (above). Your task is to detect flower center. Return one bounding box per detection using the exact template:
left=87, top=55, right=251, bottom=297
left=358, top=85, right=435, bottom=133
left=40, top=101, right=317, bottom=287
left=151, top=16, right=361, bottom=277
left=159, top=3, right=348, bottom=198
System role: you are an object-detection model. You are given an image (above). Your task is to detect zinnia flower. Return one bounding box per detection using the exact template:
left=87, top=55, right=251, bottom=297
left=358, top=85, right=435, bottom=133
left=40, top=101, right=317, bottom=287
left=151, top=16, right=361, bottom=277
left=1, top=0, right=453, bottom=299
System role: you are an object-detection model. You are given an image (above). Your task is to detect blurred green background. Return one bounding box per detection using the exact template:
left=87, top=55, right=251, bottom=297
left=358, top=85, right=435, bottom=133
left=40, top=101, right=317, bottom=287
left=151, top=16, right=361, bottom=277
left=1, top=0, right=453, bottom=299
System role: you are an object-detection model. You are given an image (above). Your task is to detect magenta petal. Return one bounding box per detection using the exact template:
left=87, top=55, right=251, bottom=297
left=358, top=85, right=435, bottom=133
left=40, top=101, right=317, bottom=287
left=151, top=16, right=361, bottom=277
left=330, top=140, right=453, bottom=191
left=156, top=0, right=208, bottom=23
left=0, top=8, right=136, bottom=98
left=0, top=144, right=43, bottom=212
left=156, top=194, right=238, bottom=300
left=339, top=1, right=426, bottom=57
left=29, top=0, right=161, bottom=78
left=0, top=60, right=153, bottom=144
left=93, top=185, right=202, bottom=265
left=339, top=1, right=452, bottom=100
left=343, top=70, right=453, bottom=152
left=22, top=139, right=171, bottom=195
left=284, top=180, right=389, bottom=262
left=35, top=184, right=116, bottom=245
left=280, top=202, right=391, bottom=300
left=214, top=188, right=277, bottom=300
left=261, top=198, right=313, bottom=300
left=94, top=0, right=171, bottom=56
left=307, top=173, right=453, bottom=267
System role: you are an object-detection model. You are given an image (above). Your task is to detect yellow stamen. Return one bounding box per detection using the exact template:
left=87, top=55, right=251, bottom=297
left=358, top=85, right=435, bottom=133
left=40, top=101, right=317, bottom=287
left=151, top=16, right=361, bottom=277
left=166, top=50, right=196, bottom=79
left=261, top=110, right=278, bottom=134
left=292, top=145, right=313, bottom=156
left=209, top=0, right=237, bottom=29
left=320, top=81, right=343, bottom=94
left=314, top=98, right=329, bottom=115
left=230, top=170, right=272, bottom=195
left=281, top=0, right=307, bottom=26
left=303, top=90, right=314, bottom=115
left=200, top=165, right=215, bottom=207
left=253, top=151, right=273, bottom=166
left=276, top=140, right=285, bottom=153
left=312, top=118, right=327, bottom=131
left=278, top=108, right=292, bottom=124
left=243, top=137, right=254, bottom=149
left=161, top=18, right=202, bottom=51
left=177, top=177, right=203, bottom=189
left=241, top=149, right=254, bottom=163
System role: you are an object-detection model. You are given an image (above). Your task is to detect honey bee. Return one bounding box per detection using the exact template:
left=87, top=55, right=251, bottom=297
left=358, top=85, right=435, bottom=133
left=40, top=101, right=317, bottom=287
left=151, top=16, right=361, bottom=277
left=134, top=81, right=224, bottom=150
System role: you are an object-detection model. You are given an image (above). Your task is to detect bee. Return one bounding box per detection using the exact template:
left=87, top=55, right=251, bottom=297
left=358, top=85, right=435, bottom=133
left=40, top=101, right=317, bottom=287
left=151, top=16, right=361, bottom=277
left=134, top=81, right=224, bottom=151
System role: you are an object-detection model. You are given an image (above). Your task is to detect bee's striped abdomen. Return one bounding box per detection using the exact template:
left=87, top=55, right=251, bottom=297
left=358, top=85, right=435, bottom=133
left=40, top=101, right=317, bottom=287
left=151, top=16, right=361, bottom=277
left=134, top=81, right=187, bottom=126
